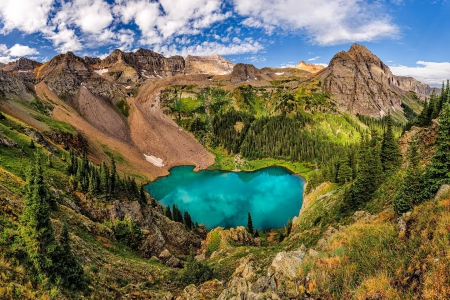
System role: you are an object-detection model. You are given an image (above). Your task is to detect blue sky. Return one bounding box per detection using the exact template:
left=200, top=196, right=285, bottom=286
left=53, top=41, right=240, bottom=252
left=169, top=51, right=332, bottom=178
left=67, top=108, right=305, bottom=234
left=0, top=0, right=449, bottom=86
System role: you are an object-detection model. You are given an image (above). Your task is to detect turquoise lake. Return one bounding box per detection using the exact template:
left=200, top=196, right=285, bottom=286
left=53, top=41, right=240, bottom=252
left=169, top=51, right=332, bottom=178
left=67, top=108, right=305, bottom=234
left=145, top=166, right=305, bottom=230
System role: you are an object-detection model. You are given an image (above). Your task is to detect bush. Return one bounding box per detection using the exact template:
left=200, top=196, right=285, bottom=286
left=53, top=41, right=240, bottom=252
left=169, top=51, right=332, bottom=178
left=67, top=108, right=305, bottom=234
left=107, top=218, right=143, bottom=250
left=178, top=255, right=213, bottom=286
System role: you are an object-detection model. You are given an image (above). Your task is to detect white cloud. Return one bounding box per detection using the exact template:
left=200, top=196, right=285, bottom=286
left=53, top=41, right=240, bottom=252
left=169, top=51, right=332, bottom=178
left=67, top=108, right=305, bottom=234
left=45, top=23, right=83, bottom=52
left=54, top=0, right=113, bottom=34
left=233, top=0, right=399, bottom=45
left=0, top=0, right=53, bottom=34
left=0, top=43, right=39, bottom=63
left=154, top=40, right=264, bottom=57
left=308, top=56, right=320, bottom=61
left=114, top=0, right=231, bottom=46
left=8, top=44, right=39, bottom=56
left=390, top=61, right=450, bottom=87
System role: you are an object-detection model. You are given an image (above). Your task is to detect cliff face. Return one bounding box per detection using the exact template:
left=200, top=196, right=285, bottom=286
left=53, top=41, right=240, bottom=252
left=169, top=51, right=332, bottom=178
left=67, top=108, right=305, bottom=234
left=230, top=63, right=262, bottom=83
left=393, top=76, right=439, bottom=100
left=294, top=61, right=325, bottom=73
left=185, top=54, right=234, bottom=75
left=318, top=43, right=407, bottom=117
left=3, top=57, right=42, bottom=72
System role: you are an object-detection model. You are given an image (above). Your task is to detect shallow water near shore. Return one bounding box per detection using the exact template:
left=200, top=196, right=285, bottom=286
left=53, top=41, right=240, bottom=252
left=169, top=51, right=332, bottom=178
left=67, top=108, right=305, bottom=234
left=146, top=166, right=305, bottom=230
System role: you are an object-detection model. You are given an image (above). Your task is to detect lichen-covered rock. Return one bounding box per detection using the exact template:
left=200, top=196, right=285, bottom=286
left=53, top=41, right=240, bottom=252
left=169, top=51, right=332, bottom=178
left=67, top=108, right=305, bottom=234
left=268, top=247, right=306, bottom=280
left=158, top=248, right=182, bottom=268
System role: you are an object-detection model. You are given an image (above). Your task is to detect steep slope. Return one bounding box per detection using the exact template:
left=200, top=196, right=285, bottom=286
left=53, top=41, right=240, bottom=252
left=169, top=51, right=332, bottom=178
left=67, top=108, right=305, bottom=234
left=3, top=57, right=42, bottom=72
left=393, top=75, right=439, bottom=100
left=294, top=61, right=325, bottom=73
left=319, top=43, right=409, bottom=117
left=185, top=54, right=234, bottom=75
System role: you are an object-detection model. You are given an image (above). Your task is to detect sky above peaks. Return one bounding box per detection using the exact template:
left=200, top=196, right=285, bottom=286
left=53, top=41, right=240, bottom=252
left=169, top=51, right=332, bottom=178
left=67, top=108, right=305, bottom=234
left=0, top=0, right=449, bottom=86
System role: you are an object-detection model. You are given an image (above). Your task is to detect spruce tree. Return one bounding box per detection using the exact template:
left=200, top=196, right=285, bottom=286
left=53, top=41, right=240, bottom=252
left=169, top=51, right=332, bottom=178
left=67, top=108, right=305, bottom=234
left=139, top=184, right=147, bottom=206
left=422, top=102, right=450, bottom=199
left=100, top=161, right=109, bottom=194
left=110, top=156, right=117, bottom=193
left=19, top=154, right=59, bottom=283
left=184, top=211, right=193, bottom=229
left=393, top=140, right=423, bottom=214
left=381, top=114, right=401, bottom=174
left=57, top=223, right=84, bottom=289
left=247, top=212, right=254, bottom=234
left=165, top=205, right=172, bottom=220
left=337, top=157, right=352, bottom=184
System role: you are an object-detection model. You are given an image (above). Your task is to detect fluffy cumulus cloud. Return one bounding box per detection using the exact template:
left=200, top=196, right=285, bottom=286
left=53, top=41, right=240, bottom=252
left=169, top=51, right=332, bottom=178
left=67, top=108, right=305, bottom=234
left=0, top=0, right=401, bottom=57
left=390, top=61, right=450, bottom=87
left=0, top=43, right=39, bottom=63
left=233, top=0, right=399, bottom=45
left=113, top=0, right=230, bottom=45
left=0, top=0, right=53, bottom=34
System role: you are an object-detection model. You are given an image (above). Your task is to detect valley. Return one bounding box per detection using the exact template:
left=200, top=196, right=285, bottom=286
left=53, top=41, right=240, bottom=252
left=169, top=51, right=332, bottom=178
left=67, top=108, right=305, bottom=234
left=0, top=42, right=449, bottom=299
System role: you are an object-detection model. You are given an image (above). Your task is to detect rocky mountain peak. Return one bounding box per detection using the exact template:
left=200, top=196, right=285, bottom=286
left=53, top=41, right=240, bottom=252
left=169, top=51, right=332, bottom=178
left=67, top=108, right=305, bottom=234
left=293, top=61, right=325, bottom=73
left=230, top=63, right=261, bottom=83
left=319, top=44, right=404, bottom=117
left=3, top=57, right=42, bottom=72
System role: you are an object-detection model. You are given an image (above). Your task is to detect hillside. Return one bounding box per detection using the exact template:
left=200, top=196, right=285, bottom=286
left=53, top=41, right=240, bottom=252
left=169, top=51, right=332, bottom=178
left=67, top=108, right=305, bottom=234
left=0, top=44, right=449, bottom=299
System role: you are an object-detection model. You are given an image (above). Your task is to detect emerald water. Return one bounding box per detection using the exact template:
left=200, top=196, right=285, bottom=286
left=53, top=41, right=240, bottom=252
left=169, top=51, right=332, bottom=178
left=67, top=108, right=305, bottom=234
left=146, top=166, right=304, bottom=230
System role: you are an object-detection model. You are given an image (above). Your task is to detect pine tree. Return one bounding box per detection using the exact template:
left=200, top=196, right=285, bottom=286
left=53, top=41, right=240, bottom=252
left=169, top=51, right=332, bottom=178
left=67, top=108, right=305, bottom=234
left=29, top=139, right=35, bottom=148
left=100, top=161, right=109, bottom=194
left=381, top=114, right=401, bottom=174
left=57, top=223, right=84, bottom=289
left=247, top=212, right=254, bottom=234
left=165, top=205, right=172, bottom=220
left=393, top=140, right=423, bottom=214
left=422, top=102, right=450, bottom=199
left=139, top=184, right=147, bottom=206
left=110, top=156, right=117, bottom=193
left=19, top=154, right=60, bottom=283
left=337, top=156, right=352, bottom=184
left=184, top=211, right=193, bottom=230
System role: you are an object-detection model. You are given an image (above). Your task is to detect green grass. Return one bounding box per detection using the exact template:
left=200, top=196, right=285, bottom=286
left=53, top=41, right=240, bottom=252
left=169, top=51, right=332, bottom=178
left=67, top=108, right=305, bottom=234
left=206, top=230, right=221, bottom=256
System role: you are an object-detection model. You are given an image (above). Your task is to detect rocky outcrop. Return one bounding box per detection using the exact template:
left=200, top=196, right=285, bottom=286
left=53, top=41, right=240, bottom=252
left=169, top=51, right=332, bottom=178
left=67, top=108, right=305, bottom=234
left=46, top=130, right=88, bottom=152
left=201, top=226, right=258, bottom=257
left=393, top=76, right=439, bottom=100
left=398, top=119, right=438, bottom=166
left=0, top=70, right=34, bottom=101
left=185, top=54, right=234, bottom=75
left=158, top=248, right=182, bottom=268
left=230, top=63, right=262, bottom=83
left=84, top=56, right=101, bottom=66
left=3, top=57, right=42, bottom=72
left=100, top=48, right=185, bottom=82
left=319, top=43, right=407, bottom=117
left=294, top=61, right=325, bottom=73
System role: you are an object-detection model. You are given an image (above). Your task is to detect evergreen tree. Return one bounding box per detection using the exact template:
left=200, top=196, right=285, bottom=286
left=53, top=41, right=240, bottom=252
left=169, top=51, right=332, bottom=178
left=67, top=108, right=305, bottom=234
left=29, top=139, right=35, bottom=148
left=337, top=157, right=352, bottom=184
left=422, top=102, right=450, bottom=199
left=416, top=101, right=430, bottom=126
left=100, top=161, right=109, bottom=194
left=381, top=114, right=401, bottom=174
left=139, top=184, right=147, bottom=206
left=184, top=211, right=193, bottom=229
left=110, top=156, right=117, bottom=193
left=19, top=154, right=59, bottom=283
left=57, top=223, right=84, bottom=289
left=165, top=205, right=172, bottom=220
left=247, top=212, right=254, bottom=234
left=393, top=140, right=423, bottom=214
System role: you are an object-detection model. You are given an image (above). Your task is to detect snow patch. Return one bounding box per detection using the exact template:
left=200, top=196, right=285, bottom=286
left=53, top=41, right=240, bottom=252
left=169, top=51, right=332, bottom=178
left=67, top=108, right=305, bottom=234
left=94, top=68, right=108, bottom=75
left=144, top=154, right=164, bottom=167
left=275, top=72, right=284, bottom=75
